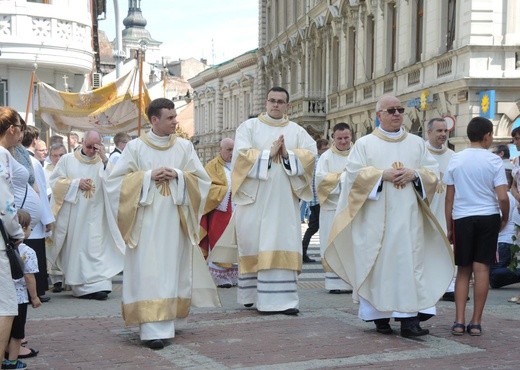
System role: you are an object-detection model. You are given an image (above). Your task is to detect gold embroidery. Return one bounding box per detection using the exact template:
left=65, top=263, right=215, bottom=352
left=155, top=180, right=171, bottom=196
left=436, top=172, right=446, bottom=193
left=82, top=179, right=95, bottom=198
left=392, top=161, right=405, bottom=189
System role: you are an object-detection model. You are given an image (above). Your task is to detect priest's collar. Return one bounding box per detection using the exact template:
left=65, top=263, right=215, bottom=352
left=426, top=141, right=448, bottom=154
left=331, top=143, right=351, bottom=156
left=373, top=126, right=407, bottom=142
left=258, top=112, right=289, bottom=127
left=141, top=130, right=177, bottom=151
left=75, top=149, right=100, bottom=164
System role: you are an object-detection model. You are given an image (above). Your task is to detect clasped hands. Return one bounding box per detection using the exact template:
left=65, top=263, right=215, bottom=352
left=151, top=167, right=177, bottom=182
left=270, top=135, right=289, bottom=162
left=382, top=167, right=417, bottom=188
left=79, top=178, right=94, bottom=191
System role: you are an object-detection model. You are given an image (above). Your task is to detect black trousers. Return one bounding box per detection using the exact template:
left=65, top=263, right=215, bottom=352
left=24, top=238, right=48, bottom=296
left=302, top=204, right=320, bottom=256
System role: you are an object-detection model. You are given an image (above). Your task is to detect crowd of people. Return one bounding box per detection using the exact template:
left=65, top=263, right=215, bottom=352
left=1, top=88, right=519, bottom=365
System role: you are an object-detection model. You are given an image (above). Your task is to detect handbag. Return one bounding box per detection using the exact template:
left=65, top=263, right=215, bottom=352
left=0, top=220, right=24, bottom=280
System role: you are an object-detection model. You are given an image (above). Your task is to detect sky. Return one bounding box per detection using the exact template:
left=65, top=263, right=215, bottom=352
left=99, top=0, right=259, bottom=65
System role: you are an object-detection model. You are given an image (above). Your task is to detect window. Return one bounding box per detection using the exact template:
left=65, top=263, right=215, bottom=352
left=446, top=0, right=456, bottom=51
left=346, top=27, right=356, bottom=88
left=365, top=16, right=375, bottom=80
left=0, top=80, right=7, bottom=106
left=386, top=3, right=397, bottom=72
left=413, top=0, right=424, bottom=63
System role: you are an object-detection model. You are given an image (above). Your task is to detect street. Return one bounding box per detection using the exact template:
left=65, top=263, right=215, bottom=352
left=23, top=228, right=520, bottom=369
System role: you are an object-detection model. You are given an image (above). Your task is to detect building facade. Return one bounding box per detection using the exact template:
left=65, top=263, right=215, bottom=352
left=189, top=50, right=257, bottom=163
left=191, top=0, right=520, bottom=154
left=0, top=0, right=95, bottom=135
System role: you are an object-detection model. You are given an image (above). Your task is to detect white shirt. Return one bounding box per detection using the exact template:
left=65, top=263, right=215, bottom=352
left=444, top=148, right=507, bottom=219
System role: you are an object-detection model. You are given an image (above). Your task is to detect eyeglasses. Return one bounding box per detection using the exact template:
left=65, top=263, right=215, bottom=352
left=267, top=99, right=287, bottom=105
left=379, top=107, right=405, bottom=115
left=85, top=145, right=96, bottom=149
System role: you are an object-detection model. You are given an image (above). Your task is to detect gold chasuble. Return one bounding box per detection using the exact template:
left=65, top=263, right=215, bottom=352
left=232, top=113, right=316, bottom=275
left=106, top=131, right=219, bottom=327
left=325, top=129, right=454, bottom=313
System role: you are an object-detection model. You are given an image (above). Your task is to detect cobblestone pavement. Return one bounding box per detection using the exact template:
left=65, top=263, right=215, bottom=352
left=21, top=227, right=520, bottom=369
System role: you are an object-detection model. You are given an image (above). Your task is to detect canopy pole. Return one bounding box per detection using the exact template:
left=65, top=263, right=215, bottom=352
left=137, top=50, right=144, bottom=136
left=25, top=69, right=36, bottom=123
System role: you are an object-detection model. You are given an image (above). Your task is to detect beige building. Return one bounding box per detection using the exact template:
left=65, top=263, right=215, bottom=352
left=191, top=0, right=520, bottom=155
left=189, top=50, right=257, bottom=163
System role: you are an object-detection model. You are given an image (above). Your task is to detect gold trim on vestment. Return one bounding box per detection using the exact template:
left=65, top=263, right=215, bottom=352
left=73, top=150, right=101, bottom=164
left=321, top=258, right=334, bottom=273
left=331, top=144, right=351, bottom=156
left=291, top=148, right=316, bottom=199
left=118, top=171, right=145, bottom=245
left=140, top=132, right=177, bottom=150
left=257, top=112, right=289, bottom=127
left=203, top=155, right=228, bottom=214
left=427, top=146, right=448, bottom=155
left=51, top=178, right=71, bottom=216
left=231, top=148, right=260, bottom=196
left=122, top=297, right=191, bottom=325
left=327, top=167, right=383, bottom=250
left=317, top=173, right=341, bottom=205
left=416, top=168, right=439, bottom=205
left=372, top=128, right=407, bottom=143
left=239, top=250, right=302, bottom=274
left=82, top=180, right=96, bottom=198
left=155, top=180, right=171, bottom=196
left=181, top=171, right=203, bottom=243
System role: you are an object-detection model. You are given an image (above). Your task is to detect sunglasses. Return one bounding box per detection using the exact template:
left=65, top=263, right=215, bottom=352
left=379, top=107, right=405, bottom=114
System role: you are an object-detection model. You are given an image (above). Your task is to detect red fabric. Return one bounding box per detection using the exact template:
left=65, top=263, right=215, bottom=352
left=200, top=196, right=232, bottom=258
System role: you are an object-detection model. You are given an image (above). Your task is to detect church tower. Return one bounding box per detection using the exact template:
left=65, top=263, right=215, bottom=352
left=122, top=0, right=162, bottom=63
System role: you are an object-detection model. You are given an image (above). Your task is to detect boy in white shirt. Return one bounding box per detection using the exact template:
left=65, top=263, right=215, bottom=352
left=444, top=117, right=509, bottom=336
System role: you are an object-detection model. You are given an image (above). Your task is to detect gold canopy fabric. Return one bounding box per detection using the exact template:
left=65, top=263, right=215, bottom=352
left=36, top=68, right=150, bottom=134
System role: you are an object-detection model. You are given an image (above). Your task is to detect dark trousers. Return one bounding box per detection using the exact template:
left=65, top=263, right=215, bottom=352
left=489, top=242, right=520, bottom=288
left=302, top=204, right=320, bottom=256
left=25, top=238, right=48, bottom=296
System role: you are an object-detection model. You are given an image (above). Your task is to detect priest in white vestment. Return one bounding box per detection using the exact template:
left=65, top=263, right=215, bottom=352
left=106, top=98, right=219, bottom=350
left=426, top=118, right=457, bottom=301
left=325, top=95, right=454, bottom=337
left=316, top=123, right=353, bottom=294
left=49, top=131, right=124, bottom=301
left=232, top=87, right=316, bottom=315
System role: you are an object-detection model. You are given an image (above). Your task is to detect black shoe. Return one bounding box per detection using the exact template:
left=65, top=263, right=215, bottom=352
left=442, top=292, right=470, bottom=302
left=39, top=295, right=51, bottom=303
left=244, top=303, right=254, bottom=307
left=374, top=319, right=393, bottom=335
left=329, top=289, right=353, bottom=294
left=77, top=291, right=108, bottom=300
left=218, top=284, right=233, bottom=288
left=303, top=255, right=316, bottom=263
left=146, top=339, right=164, bottom=350
left=259, top=308, right=300, bottom=315
left=52, top=282, right=63, bottom=293
left=282, top=308, right=299, bottom=315
left=401, top=325, right=430, bottom=337
left=400, top=317, right=429, bottom=337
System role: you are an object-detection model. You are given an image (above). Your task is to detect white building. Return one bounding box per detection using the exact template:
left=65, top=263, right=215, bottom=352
left=191, top=0, right=520, bottom=153
left=0, top=0, right=95, bottom=136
